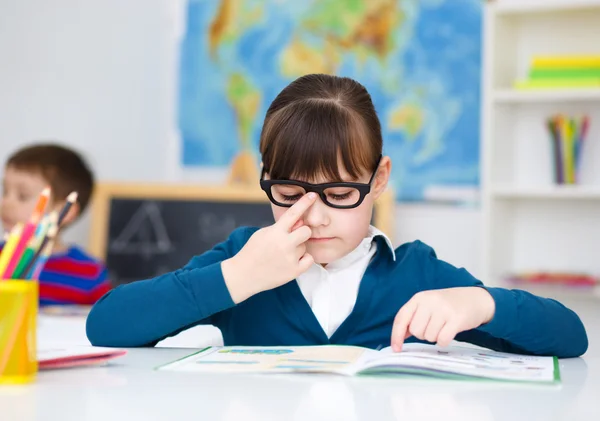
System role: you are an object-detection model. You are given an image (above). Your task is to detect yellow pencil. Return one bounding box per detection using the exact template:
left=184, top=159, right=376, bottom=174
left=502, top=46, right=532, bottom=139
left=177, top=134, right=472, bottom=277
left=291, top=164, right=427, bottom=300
left=565, top=118, right=575, bottom=184
left=0, top=224, right=24, bottom=279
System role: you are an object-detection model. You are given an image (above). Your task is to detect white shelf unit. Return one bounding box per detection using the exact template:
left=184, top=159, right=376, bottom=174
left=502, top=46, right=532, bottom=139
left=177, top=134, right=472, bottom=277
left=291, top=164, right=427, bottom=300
left=492, top=185, right=600, bottom=200
left=493, top=0, right=600, bottom=15
left=494, top=89, right=600, bottom=104
left=481, top=1, right=600, bottom=294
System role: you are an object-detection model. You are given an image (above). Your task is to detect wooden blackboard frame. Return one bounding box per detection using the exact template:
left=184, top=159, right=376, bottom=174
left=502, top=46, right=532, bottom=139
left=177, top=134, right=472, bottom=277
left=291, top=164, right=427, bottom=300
left=88, top=182, right=395, bottom=260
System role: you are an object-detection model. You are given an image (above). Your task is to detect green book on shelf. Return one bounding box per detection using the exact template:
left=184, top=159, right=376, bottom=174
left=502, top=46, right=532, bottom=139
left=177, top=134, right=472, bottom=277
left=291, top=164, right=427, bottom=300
left=515, top=78, right=600, bottom=89
left=530, top=68, right=600, bottom=79
left=156, top=343, right=561, bottom=384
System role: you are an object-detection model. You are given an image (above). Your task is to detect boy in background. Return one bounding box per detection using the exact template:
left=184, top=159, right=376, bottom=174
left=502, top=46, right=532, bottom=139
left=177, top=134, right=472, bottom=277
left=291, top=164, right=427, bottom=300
left=1, top=143, right=111, bottom=305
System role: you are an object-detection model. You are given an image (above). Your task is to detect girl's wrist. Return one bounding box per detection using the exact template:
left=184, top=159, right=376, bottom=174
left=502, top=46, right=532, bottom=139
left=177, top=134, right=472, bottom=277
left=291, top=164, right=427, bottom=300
left=221, top=257, right=258, bottom=304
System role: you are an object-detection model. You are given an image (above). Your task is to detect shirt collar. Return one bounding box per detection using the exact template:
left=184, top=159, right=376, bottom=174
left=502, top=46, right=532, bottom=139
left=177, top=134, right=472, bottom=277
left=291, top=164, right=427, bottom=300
left=368, top=225, right=396, bottom=261
left=324, top=225, right=396, bottom=271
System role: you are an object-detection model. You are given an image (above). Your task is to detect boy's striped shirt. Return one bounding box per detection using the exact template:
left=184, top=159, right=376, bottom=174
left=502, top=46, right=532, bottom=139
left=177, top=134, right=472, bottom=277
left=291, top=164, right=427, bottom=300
left=0, top=244, right=111, bottom=305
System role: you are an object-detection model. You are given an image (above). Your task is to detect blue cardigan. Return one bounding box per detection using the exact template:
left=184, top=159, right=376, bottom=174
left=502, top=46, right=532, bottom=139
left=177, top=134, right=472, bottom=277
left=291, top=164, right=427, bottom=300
left=86, top=227, right=588, bottom=358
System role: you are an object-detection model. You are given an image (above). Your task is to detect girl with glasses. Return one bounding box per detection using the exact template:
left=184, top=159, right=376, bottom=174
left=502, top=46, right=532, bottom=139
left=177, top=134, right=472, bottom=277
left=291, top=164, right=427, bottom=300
left=86, top=74, right=587, bottom=359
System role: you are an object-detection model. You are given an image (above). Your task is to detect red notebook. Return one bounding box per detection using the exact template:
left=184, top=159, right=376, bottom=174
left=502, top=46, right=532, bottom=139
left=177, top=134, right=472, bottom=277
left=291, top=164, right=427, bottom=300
left=38, top=346, right=127, bottom=370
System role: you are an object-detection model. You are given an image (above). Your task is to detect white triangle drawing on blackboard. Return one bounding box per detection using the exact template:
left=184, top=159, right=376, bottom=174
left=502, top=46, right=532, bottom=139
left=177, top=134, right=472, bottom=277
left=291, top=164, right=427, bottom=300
left=109, top=201, right=173, bottom=260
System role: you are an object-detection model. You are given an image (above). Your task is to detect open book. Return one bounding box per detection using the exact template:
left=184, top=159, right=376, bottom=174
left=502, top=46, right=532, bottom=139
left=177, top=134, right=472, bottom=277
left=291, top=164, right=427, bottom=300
left=157, top=343, right=559, bottom=384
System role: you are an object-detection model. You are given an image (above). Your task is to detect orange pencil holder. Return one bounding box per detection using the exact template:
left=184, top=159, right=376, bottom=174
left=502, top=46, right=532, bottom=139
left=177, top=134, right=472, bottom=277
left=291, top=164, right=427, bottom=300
left=0, top=280, right=38, bottom=385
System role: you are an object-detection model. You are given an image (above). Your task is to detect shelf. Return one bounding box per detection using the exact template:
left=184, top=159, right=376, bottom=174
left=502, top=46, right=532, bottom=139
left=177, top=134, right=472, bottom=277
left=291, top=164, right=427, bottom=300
left=493, top=89, right=600, bottom=104
left=491, top=185, right=600, bottom=200
left=493, top=0, right=600, bottom=15
left=483, top=1, right=600, bottom=289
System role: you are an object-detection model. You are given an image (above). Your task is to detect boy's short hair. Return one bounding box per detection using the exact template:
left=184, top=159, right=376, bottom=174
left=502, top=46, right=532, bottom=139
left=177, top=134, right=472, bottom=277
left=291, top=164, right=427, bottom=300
left=6, top=143, right=94, bottom=216
left=260, top=73, right=383, bottom=182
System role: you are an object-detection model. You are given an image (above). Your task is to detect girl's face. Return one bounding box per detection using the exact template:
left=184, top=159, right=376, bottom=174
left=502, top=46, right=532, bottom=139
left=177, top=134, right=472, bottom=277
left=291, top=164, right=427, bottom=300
left=268, top=156, right=391, bottom=265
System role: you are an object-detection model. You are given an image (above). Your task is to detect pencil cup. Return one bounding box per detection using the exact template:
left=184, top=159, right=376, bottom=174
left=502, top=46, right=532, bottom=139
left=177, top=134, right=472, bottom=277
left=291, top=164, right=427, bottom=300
left=0, top=280, right=38, bottom=385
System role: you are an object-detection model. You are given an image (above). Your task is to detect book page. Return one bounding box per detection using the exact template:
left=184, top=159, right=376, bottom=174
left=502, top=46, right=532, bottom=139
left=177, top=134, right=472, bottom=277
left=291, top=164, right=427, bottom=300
left=359, top=343, right=557, bottom=383
left=158, top=345, right=371, bottom=374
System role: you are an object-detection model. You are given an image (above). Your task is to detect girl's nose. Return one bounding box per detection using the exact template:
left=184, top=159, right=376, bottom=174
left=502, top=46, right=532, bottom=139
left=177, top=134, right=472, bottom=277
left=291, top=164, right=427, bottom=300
left=303, top=195, right=330, bottom=228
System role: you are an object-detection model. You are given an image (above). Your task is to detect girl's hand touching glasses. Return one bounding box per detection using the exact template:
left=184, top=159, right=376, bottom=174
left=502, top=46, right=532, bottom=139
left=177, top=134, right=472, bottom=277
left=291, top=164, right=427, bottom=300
left=221, top=193, right=317, bottom=303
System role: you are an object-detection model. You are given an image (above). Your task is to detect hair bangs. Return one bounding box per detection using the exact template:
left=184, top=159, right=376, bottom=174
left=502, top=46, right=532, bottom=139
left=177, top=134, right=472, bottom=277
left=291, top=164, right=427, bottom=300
left=261, top=99, right=375, bottom=182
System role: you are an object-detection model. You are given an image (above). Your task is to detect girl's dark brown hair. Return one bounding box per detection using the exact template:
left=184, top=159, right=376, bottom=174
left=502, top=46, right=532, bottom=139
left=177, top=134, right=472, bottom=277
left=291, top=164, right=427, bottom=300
left=259, top=74, right=382, bottom=182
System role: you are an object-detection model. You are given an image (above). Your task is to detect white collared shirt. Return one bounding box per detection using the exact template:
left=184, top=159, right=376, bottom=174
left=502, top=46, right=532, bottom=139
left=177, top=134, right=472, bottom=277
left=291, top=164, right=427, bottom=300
left=296, top=226, right=396, bottom=338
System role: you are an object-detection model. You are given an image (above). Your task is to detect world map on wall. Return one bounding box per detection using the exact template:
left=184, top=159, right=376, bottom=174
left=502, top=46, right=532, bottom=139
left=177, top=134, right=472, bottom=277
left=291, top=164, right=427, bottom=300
left=178, top=0, right=481, bottom=201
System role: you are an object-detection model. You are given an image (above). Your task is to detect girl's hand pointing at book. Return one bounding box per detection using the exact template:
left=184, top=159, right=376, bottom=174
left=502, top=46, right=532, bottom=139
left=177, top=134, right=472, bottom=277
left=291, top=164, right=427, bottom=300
left=391, top=287, right=496, bottom=352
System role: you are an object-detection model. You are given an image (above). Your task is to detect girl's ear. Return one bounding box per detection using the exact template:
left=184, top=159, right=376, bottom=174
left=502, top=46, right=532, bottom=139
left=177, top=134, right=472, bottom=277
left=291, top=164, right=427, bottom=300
left=372, top=156, right=391, bottom=200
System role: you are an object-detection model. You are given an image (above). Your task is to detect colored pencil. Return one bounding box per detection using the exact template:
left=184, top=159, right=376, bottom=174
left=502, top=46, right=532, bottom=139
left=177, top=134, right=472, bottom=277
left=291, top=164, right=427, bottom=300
left=58, top=191, right=78, bottom=226
left=580, top=115, right=590, bottom=156
left=22, top=212, right=58, bottom=280
left=547, top=119, right=561, bottom=184
left=0, top=188, right=51, bottom=279
left=547, top=114, right=591, bottom=185
left=33, top=214, right=49, bottom=239
left=577, top=115, right=590, bottom=183
left=556, top=115, right=566, bottom=183
left=565, top=117, right=575, bottom=183
left=29, top=221, right=59, bottom=280
left=11, top=215, right=51, bottom=279
left=31, top=187, right=51, bottom=224
left=0, top=224, right=24, bottom=278
left=569, top=116, right=575, bottom=183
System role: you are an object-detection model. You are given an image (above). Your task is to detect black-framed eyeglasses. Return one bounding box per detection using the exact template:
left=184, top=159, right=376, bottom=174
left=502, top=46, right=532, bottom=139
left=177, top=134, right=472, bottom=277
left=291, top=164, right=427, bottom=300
left=260, top=155, right=382, bottom=209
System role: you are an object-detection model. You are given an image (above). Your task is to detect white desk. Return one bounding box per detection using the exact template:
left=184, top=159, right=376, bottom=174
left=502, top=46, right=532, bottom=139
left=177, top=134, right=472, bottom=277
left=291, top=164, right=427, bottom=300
left=1, top=295, right=599, bottom=421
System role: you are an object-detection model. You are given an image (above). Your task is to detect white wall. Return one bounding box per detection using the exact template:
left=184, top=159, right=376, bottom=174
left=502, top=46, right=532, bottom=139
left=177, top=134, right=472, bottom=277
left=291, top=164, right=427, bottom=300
left=0, top=0, right=482, bottom=279
left=0, top=0, right=181, bottom=249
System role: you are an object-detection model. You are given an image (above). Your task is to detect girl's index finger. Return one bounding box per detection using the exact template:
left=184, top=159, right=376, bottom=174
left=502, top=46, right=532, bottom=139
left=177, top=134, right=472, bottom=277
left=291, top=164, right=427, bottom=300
left=391, top=300, right=418, bottom=352
left=276, top=193, right=317, bottom=231
left=290, top=219, right=305, bottom=232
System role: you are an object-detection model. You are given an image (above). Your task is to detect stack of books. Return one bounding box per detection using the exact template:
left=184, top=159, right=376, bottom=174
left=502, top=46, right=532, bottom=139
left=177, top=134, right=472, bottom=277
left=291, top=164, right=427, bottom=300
left=516, top=55, right=600, bottom=89
left=506, top=272, right=598, bottom=288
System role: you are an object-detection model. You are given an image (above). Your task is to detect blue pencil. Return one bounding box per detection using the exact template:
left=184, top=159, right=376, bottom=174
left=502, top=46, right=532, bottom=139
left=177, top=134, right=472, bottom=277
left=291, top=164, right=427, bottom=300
left=25, top=214, right=58, bottom=280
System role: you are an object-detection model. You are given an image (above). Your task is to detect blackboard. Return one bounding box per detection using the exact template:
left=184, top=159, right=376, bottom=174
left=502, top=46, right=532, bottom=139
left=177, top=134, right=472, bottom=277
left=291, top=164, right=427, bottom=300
left=89, top=183, right=394, bottom=286
left=105, top=199, right=274, bottom=285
